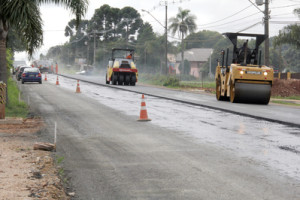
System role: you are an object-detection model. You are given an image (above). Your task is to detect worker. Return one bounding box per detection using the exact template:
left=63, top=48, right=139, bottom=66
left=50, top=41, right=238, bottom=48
left=126, top=53, right=132, bottom=59
left=55, top=62, right=58, bottom=74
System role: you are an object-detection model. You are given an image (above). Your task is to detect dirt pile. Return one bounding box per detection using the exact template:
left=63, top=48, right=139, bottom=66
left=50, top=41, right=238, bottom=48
left=0, top=118, right=69, bottom=199
left=271, top=79, right=300, bottom=97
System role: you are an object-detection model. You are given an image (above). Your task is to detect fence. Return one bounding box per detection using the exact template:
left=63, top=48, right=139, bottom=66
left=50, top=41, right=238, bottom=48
left=274, top=72, right=300, bottom=80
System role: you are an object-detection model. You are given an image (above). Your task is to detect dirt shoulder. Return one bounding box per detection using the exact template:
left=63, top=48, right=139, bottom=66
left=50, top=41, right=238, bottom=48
left=0, top=118, right=69, bottom=200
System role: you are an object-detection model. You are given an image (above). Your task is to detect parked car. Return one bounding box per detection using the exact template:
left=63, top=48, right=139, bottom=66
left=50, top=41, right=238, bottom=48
left=13, top=60, right=26, bottom=74
left=21, top=68, right=42, bottom=84
left=16, top=66, right=30, bottom=81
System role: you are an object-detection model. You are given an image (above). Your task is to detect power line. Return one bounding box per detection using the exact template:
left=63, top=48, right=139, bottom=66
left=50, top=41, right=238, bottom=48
left=271, top=12, right=296, bottom=17
left=197, top=4, right=253, bottom=26
left=272, top=16, right=299, bottom=19
left=238, top=21, right=262, bottom=33
left=270, top=4, right=300, bottom=9
left=269, top=20, right=300, bottom=24
left=198, top=11, right=261, bottom=29
left=247, top=0, right=264, bottom=13
left=170, top=11, right=262, bottom=29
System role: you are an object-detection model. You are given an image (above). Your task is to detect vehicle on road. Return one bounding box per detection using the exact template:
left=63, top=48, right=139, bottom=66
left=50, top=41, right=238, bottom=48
left=16, top=66, right=30, bottom=81
left=32, top=60, right=54, bottom=73
left=13, top=60, right=26, bottom=75
left=21, top=68, right=42, bottom=84
left=106, top=48, right=138, bottom=86
left=215, top=33, right=274, bottom=104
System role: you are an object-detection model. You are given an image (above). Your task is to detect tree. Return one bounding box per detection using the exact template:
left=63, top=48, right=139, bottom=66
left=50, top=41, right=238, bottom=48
left=179, top=59, right=190, bottom=75
left=65, top=19, right=89, bottom=63
left=136, top=22, right=156, bottom=69
left=89, top=4, right=120, bottom=41
left=118, top=7, right=143, bottom=45
left=7, top=26, right=26, bottom=53
left=0, top=0, right=88, bottom=85
left=169, top=7, right=197, bottom=74
left=274, top=8, right=300, bottom=48
left=185, top=30, right=223, bottom=49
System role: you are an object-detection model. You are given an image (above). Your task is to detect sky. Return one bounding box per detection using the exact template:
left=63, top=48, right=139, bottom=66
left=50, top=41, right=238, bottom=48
left=15, top=0, right=300, bottom=61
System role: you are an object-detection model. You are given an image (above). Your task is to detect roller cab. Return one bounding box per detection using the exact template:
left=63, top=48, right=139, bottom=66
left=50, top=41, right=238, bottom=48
left=106, top=48, right=138, bottom=86
left=215, top=33, right=274, bottom=104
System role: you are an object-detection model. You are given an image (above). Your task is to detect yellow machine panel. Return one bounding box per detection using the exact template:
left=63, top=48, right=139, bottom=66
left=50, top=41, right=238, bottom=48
left=215, top=33, right=274, bottom=104
left=106, top=48, right=138, bottom=86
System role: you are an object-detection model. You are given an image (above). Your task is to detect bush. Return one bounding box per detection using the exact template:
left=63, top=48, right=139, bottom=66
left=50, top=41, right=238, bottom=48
left=163, top=76, right=180, bottom=87
left=139, top=73, right=180, bottom=87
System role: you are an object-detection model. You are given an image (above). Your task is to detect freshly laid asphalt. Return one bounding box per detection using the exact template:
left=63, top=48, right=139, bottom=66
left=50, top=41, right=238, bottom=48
left=19, top=80, right=300, bottom=200
left=61, top=74, right=300, bottom=127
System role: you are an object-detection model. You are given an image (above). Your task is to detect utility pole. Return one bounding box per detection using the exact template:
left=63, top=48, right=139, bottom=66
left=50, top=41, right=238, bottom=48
left=165, top=1, right=168, bottom=75
left=254, top=0, right=269, bottom=66
left=85, top=41, right=88, bottom=65
left=93, top=30, right=96, bottom=66
left=141, top=5, right=168, bottom=75
left=264, top=0, right=270, bottom=66
left=209, top=50, right=212, bottom=77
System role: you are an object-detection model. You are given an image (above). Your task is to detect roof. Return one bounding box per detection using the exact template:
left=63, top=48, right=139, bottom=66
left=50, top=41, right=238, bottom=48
left=176, top=48, right=213, bottom=62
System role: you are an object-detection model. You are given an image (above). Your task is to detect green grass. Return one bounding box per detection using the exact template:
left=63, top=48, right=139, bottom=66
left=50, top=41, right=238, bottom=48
left=271, top=96, right=300, bottom=100
left=6, top=78, right=28, bottom=118
left=139, top=73, right=216, bottom=89
left=271, top=100, right=300, bottom=106
left=179, top=81, right=216, bottom=89
left=56, top=156, right=65, bottom=164
left=139, top=74, right=180, bottom=87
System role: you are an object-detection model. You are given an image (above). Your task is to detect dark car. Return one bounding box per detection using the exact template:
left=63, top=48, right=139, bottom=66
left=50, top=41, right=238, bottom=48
left=16, top=66, right=30, bottom=81
left=21, top=68, right=42, bottom=84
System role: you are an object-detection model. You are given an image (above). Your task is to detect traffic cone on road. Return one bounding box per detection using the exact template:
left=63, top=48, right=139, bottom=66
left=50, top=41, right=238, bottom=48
left=76, top=80, right=81, bottom=93
left=56, top=76, right=60, bottom=85
left=138, top=94, right=151, bottom=121
left=44, top=73, right=47, bottom=81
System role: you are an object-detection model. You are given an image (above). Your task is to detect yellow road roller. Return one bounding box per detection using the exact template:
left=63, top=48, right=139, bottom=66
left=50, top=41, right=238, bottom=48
left=215, top=33, right=273, bottom=104
left=106, top=48, right=138, bottom=86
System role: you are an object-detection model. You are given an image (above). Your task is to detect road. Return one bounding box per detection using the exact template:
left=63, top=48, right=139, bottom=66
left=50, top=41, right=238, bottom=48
left=19, top=77, right=300, bottom=200
left=62, top=74, right=300, bottom=127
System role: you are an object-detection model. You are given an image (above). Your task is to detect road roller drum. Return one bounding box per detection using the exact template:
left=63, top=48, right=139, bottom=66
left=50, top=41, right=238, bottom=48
left=231, top=82, right=271, bottom=104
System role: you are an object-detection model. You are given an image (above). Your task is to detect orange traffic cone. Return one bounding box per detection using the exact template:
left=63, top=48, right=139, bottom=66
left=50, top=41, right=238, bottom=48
left=76, top=80, right=81, bottom=93
left=56, top=76, right=60, bottom=85
left=44, top=73, right=47, bottom=81
left=138, top=94, right=151, bottom=121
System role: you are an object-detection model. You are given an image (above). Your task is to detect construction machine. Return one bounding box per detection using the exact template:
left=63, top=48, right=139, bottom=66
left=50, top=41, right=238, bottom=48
left=106, top=48, right=138, bottom=86
left=215, top=33, right=273, bottom=104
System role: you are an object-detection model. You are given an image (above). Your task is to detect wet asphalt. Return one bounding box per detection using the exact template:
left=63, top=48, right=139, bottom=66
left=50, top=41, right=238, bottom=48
left=17, top=75, right=300, bottom=199
left=63, top=74, right=300, bottom=127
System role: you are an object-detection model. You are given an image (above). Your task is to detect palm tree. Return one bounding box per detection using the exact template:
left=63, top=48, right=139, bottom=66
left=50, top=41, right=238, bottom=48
left=274, top=8, right=300, bottom=48
left=0, top=0, right=88, bottom=85
left=169, top=7, right=197, bottom=75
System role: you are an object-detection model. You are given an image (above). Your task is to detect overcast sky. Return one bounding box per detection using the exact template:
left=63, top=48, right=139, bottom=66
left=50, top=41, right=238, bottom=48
left=15, top=0, right=300, bottom=61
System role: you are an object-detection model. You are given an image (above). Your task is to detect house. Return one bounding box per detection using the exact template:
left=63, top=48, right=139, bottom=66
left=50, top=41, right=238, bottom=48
left=175, top=48, right=213, bottom=78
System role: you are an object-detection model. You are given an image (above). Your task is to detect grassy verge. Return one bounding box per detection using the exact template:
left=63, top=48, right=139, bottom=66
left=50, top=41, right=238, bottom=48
left=179, top=81, right=216, bottom=89
left=271, top=100, right=300, bottom=106
left=271, top=96, right=300, bottom=100
left=139, top=73, right=215, bottom=89
left=139, top=74, right=300, bottom=102
left=6, top=78, right=28, bottom=118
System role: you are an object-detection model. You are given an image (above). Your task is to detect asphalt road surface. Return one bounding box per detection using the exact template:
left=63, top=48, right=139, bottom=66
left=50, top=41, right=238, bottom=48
left=19, top=78, right=300, bottom=200
left=63, top=74, right=300, bottom=127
